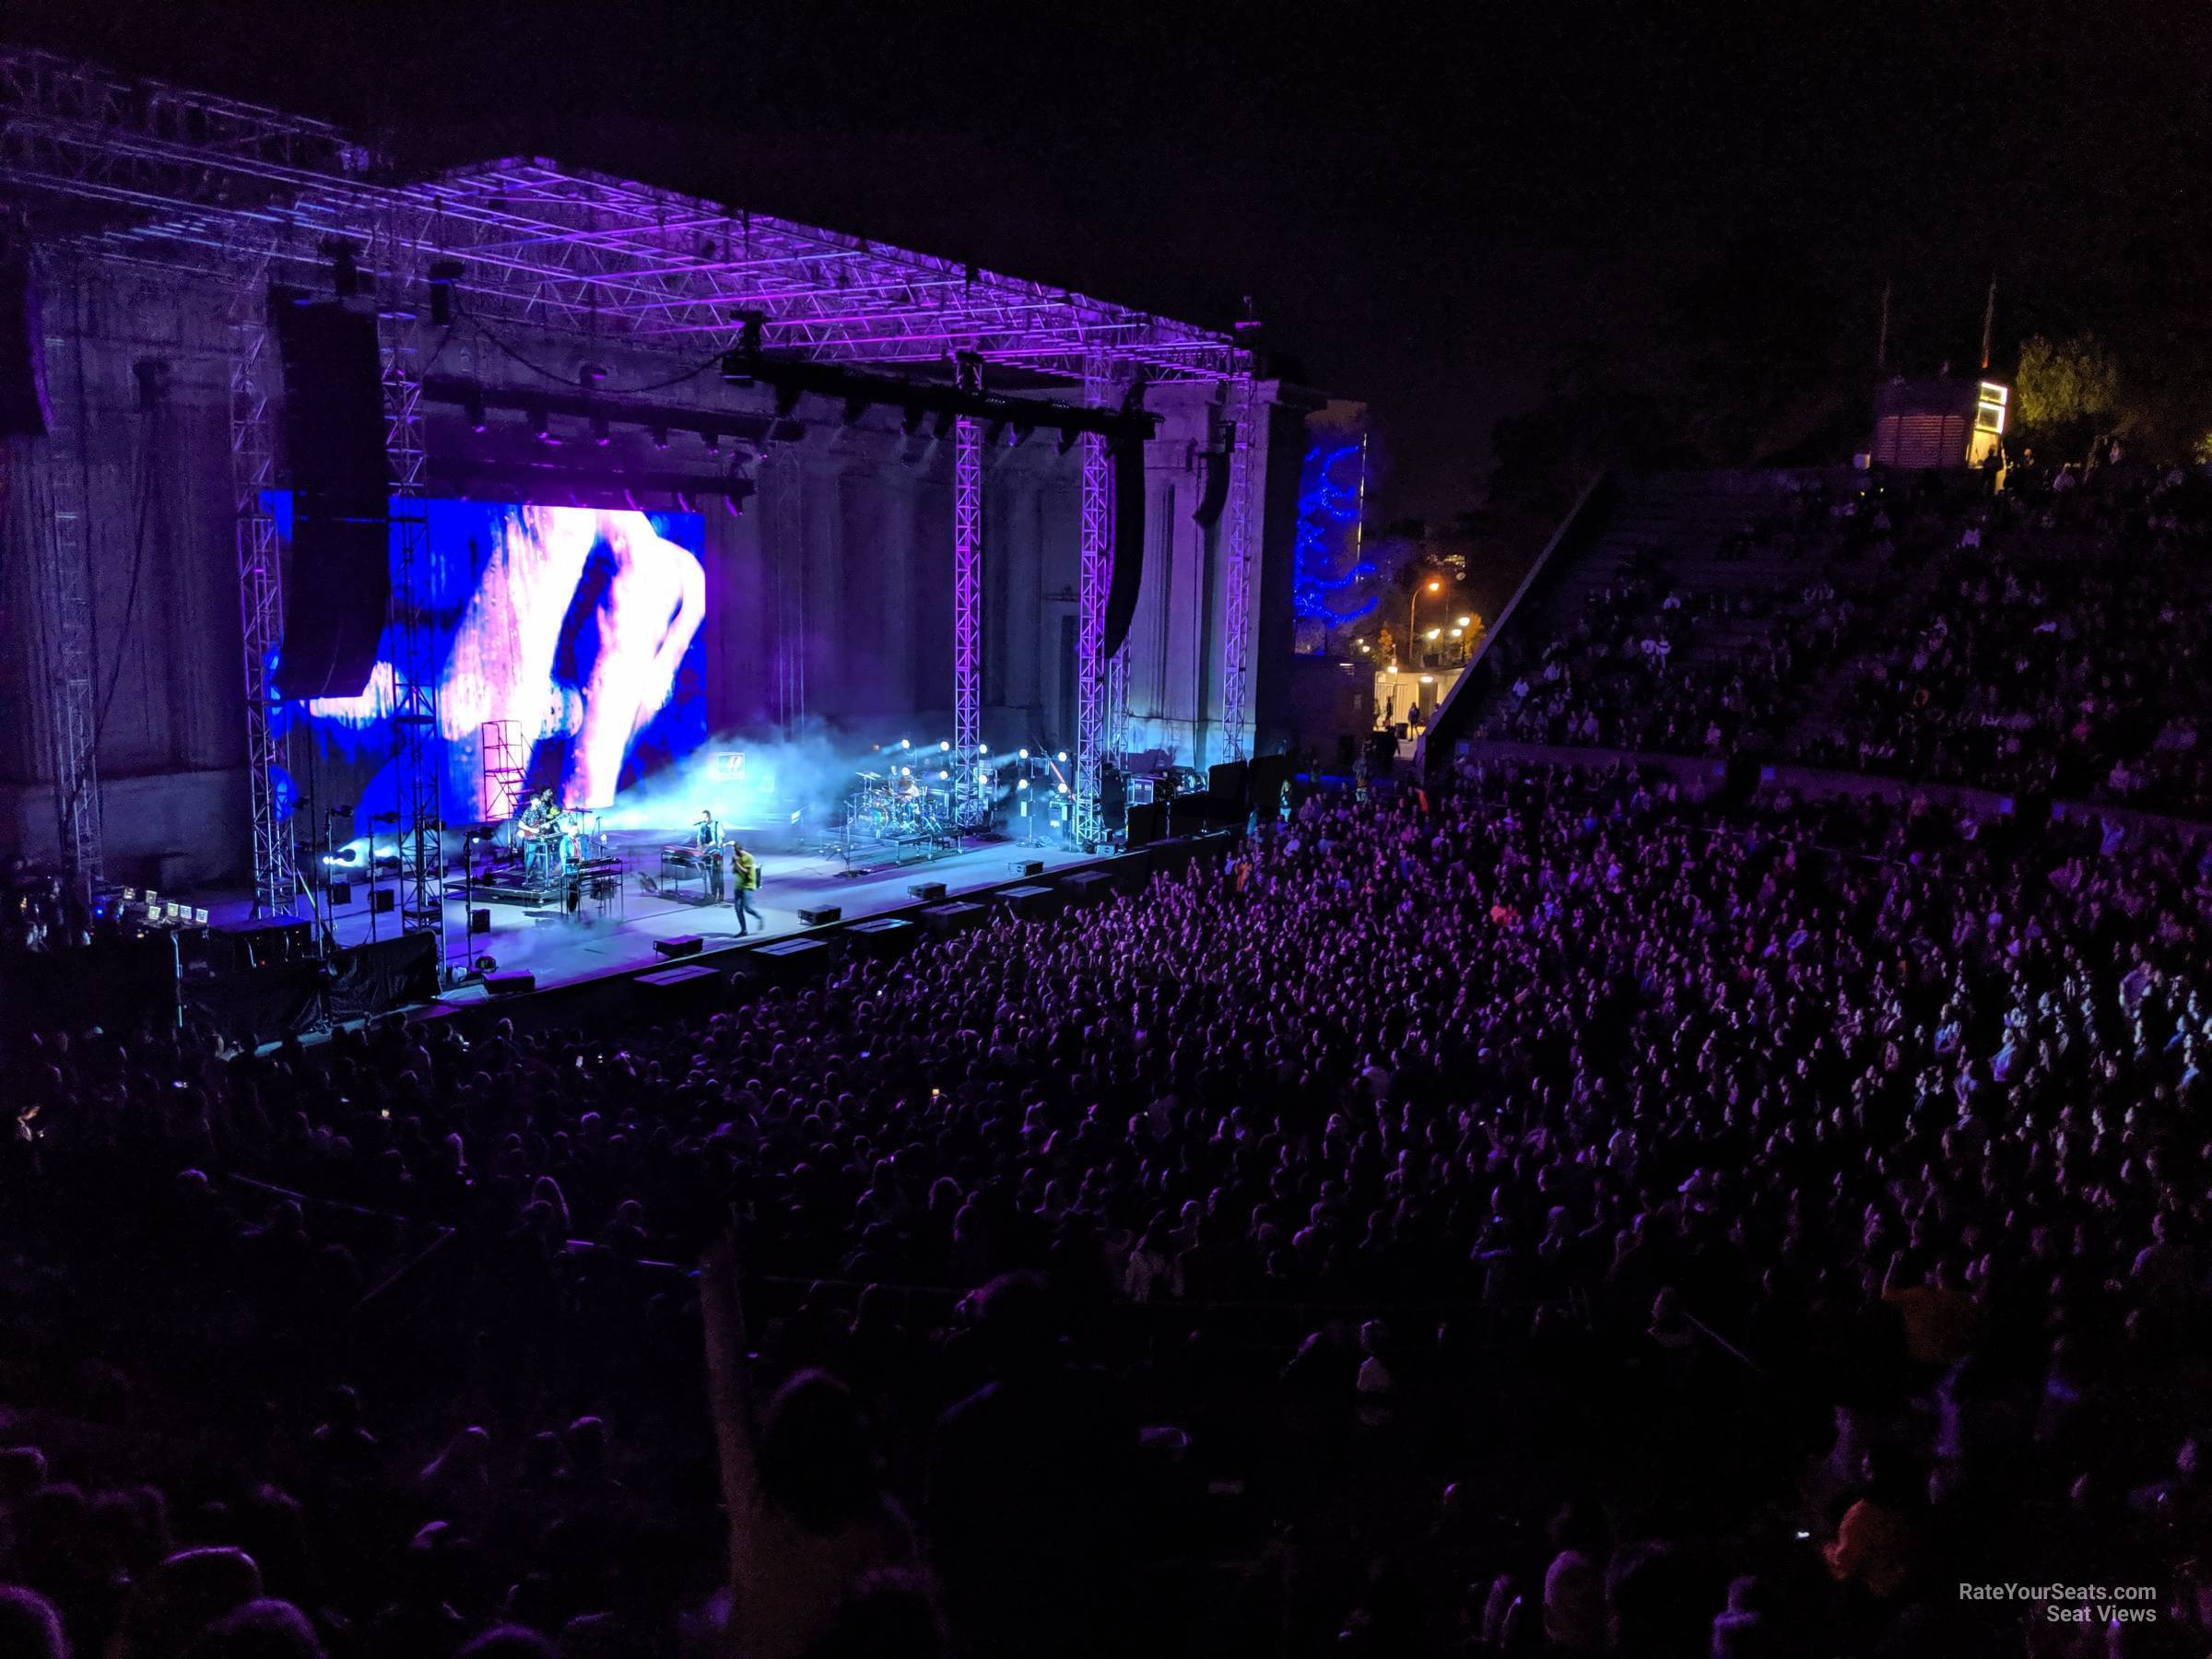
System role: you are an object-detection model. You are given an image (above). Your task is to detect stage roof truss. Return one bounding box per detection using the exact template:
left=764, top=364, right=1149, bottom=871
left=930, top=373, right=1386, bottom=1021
left=2, top=51, right=1236, bottom=387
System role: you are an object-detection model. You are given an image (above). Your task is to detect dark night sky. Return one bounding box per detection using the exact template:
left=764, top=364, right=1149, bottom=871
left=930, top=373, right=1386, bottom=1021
left=18, top=1, right=2212, bottom=519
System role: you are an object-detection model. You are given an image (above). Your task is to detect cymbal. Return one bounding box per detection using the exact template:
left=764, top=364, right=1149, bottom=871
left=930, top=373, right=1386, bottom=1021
left=857, top=771, right=883, bottom=780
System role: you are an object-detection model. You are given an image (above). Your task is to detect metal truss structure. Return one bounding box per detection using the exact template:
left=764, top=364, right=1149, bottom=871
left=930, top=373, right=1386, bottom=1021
left=950, top=359, right=985, bottom=829
left=32, top=257, right=101, bottom=900
left=1, top=46, right=1244, bottom=898
left=768, top=445, right=806, bottom=735
left=1218, top=365, right=1262, bottom=763
left=226, top=232, right=298, bottom=915
left=375, top=223, right=448, bottom=967
left=1072, top=362, right=1114, bottom=848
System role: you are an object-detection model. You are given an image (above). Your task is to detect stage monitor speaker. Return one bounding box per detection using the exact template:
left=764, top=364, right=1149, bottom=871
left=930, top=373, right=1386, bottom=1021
left=1100, top=766, right=1128, bottom=831
left=271, top=290, right=389, bottom=700
left=1207, top=759, right=1250, bottom=813
left=919, top=901, right=986, bottom=934
left=370, top=888, right=395, bottom=914
left=486, top=971, right=536, bottom=996
left=1007, top=859, right=1043, bottom=877
left=653, top=935, right=704, bottom=959
left=997, top=884, right=1059, bottom=919
left=468, top=908, right=491, bottom=935
left=1365, top=730, right=1397, bottom=771
left=0, top=229, right=49, bottom=438
left=1125, top=802, right=1165, bottom=849
left=1059, top=870, right=1116, bottom=904
left=906, top=880, right=947, bottom=901
left=636, top=963, right=718, bottom=994
left=796, top=904, right=841, bottom=925
left=328, top=881, right=354, bottom=907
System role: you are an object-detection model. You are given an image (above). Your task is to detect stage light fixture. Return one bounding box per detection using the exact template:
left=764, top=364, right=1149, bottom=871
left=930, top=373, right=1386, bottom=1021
left=933, top=410, right=957, bottom=441
left=650, top=424, right=670, bottom=450
left=701, top=427, right=722, bottom=454
left=1055, top=750, right=1069, bottom=763
left=591, top=411, right=611, bottom=446
left=979, top=744, right=990, bottom=756
left=1018, top=748, right=1030, bottom=759
left=1057, top=426, right=1081, bottom=455
left=463, top=384, right=487, bottom=432
left=529, top=403, right=555, bottom=444
left=774, top=381, right=803, bottom=419
left=901, top=406, right=926, bottom=436
left=986, top=418, right=1007, bottom=447
left=1018, top=779, right=1030, bottom=790
left=1011, top=419, right=1037, bottom=448
left=841, top=394, right=870, bottom=427
left=769, top=418, right=806, bottom=445
left=900, top=739, right=912, bottom=749
left=939, top=770, right=950, bottom=781
left=940, top=740, right=951, bottom=751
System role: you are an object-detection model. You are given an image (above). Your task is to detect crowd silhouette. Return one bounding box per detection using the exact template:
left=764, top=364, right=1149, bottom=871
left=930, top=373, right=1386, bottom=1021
left=6, top=745, right=2211, bottom=1654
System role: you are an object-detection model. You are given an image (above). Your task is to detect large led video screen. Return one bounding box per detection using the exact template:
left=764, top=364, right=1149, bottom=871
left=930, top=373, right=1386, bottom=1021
left=274, top=500, right=708, bottom=833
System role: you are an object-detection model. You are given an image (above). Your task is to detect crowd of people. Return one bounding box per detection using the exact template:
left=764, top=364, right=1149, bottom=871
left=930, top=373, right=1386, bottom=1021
left=6, top=751, right=2212, bottom=1656
left=1805, top=458, right=2212, bottom=813
left=1474, top=479, right=1907, bottom=755
left=1471, top=459, right=2212, bottom=825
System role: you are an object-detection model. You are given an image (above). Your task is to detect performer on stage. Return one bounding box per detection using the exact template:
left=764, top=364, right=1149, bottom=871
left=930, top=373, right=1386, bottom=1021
left=730, top=838, right=763, bottom=935
left=694, top=807, right=725, bottom=901
left=517, top=786, right=563, bottom=886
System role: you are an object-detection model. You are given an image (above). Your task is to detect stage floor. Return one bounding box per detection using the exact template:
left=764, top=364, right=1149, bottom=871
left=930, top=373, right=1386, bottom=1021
left=195, top=835, right=1095, bottom=994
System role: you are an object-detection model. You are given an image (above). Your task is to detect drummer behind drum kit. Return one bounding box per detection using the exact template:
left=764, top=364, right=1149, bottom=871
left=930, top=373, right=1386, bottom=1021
left=843, top=768, right=955, bottom=864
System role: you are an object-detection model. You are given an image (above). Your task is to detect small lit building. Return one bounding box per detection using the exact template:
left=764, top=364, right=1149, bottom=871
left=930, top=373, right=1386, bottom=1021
left=1868, top=376, right=2008, bottom=469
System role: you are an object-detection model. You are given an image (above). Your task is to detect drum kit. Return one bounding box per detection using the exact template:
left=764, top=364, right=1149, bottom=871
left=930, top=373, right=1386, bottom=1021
left=844, top=768, right=952, bottom=858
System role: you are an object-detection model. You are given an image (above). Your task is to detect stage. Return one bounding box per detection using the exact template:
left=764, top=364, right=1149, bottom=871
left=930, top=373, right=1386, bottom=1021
left=189, top=834, right=1100, bottom=998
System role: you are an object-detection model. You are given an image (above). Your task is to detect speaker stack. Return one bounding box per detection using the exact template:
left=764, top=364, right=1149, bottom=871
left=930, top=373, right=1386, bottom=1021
left=270, top=287, right=390, bottom=700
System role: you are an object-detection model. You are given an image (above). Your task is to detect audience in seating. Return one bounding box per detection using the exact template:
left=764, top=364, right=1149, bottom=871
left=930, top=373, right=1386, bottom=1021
left=1472, top=459, right=2212, bottom=825
left=6, top=753, right=2211, bottom=1654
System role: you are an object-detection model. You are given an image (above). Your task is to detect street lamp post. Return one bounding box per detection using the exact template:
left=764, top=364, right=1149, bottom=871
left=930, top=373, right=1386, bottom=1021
left=1407, top=577, right=1441, bottom=665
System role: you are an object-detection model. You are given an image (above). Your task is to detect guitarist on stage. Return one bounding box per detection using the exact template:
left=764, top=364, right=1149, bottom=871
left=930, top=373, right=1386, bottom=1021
left=516, top=787, right=563, bottom=886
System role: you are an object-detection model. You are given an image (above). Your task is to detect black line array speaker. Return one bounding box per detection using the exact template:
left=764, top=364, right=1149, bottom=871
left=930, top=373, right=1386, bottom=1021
left=1102, top=429, right=1147, bottom=658
left=271, top=289, right=389, bottom=700
left=0, top=226, right=49, bottom=439
left=1191, top=442, right=1230, bottom=528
